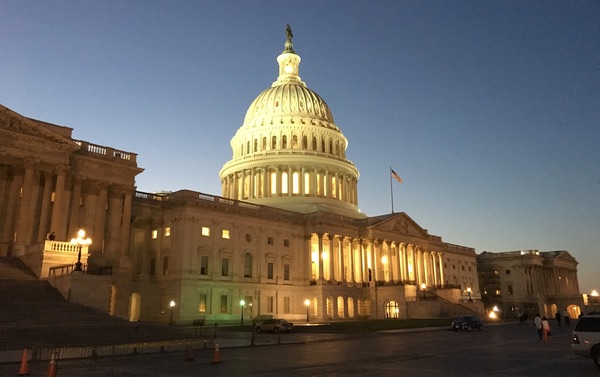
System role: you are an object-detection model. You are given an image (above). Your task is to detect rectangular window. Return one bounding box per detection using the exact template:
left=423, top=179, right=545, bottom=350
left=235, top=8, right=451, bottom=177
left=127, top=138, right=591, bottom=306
left=149, top=258, right=156, bottom=276
left=221, top=258, right=229, bottom=277
left=505, top=269, right=511, bottom=275
left=200, top=256, right=208, bottom=275
left=222, top=229, right=230, bottom=239
left=508, top=285, right=514, bottom=295
left=162, top=256, right=169, bottom=275
left=267, top=237, right=274, bottom=245
left=284, top=297, right=290, bottom=313
left=244, top=254, right=252, bottom=278
left=267, top=262, right=274, bottom=279
left=283, top=239, right=290, bottom=247
left=220, top=295, right=228, bottom=313
left=198, top=294, right=207, bottom=313
left=268, top=296, right=274, bottom=312
left=151, top=230, right=158, bottom=239
left=201, top=227, right=210, bottom=237
left=164, top=227, right=171, bottom=237
left=284, top=264, right=290, bottom=281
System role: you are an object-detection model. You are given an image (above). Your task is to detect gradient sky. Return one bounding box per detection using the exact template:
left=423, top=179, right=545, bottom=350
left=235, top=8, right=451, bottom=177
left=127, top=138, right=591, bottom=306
left=1, top=1, right=598, bottom=294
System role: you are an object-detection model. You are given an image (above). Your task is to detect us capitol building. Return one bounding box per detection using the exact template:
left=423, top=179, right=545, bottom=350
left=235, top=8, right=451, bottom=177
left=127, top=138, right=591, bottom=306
left=0, top=27, right=583, bottom=324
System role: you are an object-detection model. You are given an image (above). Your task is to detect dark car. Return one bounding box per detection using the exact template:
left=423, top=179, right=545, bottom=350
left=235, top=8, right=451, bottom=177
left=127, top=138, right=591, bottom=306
left=451, top=315, right=483, bottom=331
left=255, top=319, right=294, bottom=333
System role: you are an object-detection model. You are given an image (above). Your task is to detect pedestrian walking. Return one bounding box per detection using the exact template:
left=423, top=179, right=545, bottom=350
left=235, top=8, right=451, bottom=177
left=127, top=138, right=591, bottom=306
left=542, top=317, right=552, bottom=342
left=555, top=311, right=561, bottom=327
left=563, top=309, right=570, bottom=327
left=534, top=314, right=543, bottom=341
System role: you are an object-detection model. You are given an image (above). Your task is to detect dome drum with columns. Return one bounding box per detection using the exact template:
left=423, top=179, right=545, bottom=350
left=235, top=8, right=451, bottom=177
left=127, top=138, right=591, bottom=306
left=220, top=25, right=363, bottom=218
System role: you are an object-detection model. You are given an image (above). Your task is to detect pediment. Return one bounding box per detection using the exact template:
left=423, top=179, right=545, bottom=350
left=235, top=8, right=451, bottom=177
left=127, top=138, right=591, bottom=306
left=0, top=104, right=74, bottom=145
left=367, top=212, right=431, bottom=238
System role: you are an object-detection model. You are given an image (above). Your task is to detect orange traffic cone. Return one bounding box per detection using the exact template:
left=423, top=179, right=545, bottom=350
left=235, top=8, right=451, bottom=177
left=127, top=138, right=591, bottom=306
left=47, top=352, right=57, bottom=377
left=184, top=346, right=194, bottom=362
left=211, top=343, right=221, bottom=364
left=18, top=348, right=30, bottom=375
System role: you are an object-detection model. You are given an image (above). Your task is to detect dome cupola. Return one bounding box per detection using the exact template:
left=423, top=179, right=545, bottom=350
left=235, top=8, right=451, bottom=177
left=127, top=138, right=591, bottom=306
left=219, top=25, right=362, bottom=218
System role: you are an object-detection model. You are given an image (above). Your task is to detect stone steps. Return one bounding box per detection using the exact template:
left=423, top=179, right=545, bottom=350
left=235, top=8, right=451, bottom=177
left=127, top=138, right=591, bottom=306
left=0, top=257, right=194, bottom=351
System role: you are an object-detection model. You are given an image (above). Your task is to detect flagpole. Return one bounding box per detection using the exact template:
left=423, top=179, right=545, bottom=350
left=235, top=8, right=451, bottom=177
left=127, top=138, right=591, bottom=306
left=390, top=166, right=394, bottom=213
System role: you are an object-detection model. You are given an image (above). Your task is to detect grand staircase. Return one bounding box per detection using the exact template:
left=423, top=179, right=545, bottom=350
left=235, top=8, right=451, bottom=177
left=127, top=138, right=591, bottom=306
left=0, top=257, right=193, bottom=351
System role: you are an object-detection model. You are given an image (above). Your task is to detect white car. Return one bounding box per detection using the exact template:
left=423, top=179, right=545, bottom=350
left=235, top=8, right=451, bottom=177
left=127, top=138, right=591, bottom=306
left=571, top=314, right=600, bottom=369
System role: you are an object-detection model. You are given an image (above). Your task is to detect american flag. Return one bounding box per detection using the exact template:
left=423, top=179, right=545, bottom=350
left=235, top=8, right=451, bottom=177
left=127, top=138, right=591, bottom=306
left=391, top=169, right=402, bottom=184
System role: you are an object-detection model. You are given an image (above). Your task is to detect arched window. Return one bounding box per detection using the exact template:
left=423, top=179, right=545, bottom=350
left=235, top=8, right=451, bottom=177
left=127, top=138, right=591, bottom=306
left=244, top=253, right=253, bottom=278
left=247, top=141, right=250, bottom=154
left=271, top=136, right=277, bottom=149
left=254, top=139, right=258, bottom=152
left=321, top=139, right=325, bottom=152
left=329, top=140, right=333, bottom=154
left=282, top=135, right=288, bottom=149
left=292, top=135, right=298, bottom=148
left=312, top=137, right=317, bottom=150
left=262, top=137, right=267, bottom=150
left=302, top=136, right=308, bottom=149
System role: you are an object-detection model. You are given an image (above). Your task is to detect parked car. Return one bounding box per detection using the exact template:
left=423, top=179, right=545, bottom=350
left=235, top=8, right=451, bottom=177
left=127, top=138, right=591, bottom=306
left=451, top=315, right=483, bottom=331
left=255, top=319, right=294, bottom=333
left=572, top=314, right=600, bottom=369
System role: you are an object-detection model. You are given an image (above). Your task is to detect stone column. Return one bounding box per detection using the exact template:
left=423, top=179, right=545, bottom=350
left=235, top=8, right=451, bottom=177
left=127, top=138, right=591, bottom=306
left=37, top=171, right=54, bottom=242
left=16, top=161, right=35, bottom=243
left=438, top=253, right=444, bottom=287
left=317, top=233, right=325, bottom=281
left=50, top=165, right=68, bottom=241
left=67, top=176, right=82, bottom=238
left=92, top=184, right=108, bottom=253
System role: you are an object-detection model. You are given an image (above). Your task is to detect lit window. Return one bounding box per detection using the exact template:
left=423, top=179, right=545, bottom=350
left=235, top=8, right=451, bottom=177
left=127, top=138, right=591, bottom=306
left=304, top=172, right=310, bottom=194
left=281, top=172, right=288, bottom=194
left=292, top=172, right=299, bottom=194
left=202, top=227, right=210, bottom=237
left=164, top=227, right=171, bottom=237
left=198, top=294, right=207, bottom=313
left=222, top=230, right=230, bottom=239
left=152, top=230, right=158, bottom=239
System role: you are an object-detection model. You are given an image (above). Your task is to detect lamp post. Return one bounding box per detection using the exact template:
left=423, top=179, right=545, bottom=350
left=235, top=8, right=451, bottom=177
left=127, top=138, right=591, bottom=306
left=169, top=300, right=176, bottom=325
left=467, top=287, right=473, bottom=302
left=304, top=299, right=310, bottom=323
left=421, top=283, right=426, bottom=298
left=240, top=299, right=245, bottom=326
left=70, top=229, right=91, bottom=272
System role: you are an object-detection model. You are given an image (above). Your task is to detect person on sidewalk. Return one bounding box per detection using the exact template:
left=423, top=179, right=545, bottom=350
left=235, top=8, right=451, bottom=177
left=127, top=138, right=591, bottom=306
left=534, top=314, right=543, bottom=341
left=555, top=311, right=562, bottom=327
left=563, top=309, right=570, bottom=327
left=542, top=317, right=552, bottom=342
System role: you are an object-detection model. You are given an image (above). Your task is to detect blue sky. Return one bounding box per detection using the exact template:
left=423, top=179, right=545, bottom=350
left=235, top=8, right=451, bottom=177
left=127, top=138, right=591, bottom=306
left=1, top=1, right=598, bottom=294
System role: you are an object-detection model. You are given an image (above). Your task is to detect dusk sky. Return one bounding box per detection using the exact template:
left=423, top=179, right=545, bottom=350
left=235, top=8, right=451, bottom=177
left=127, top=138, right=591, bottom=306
left=2, top=1, right=598, bottom=294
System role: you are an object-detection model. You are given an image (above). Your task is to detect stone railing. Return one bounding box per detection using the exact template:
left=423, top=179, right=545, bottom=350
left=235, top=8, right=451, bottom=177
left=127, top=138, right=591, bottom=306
left=74, top=140, right=137, bottom=165
left=44, top=240, right=88, bottom=255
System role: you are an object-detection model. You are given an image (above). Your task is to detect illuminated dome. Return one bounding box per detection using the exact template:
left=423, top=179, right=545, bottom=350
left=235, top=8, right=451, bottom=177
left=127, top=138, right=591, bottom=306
left=220, top=25, right=363, bottom=218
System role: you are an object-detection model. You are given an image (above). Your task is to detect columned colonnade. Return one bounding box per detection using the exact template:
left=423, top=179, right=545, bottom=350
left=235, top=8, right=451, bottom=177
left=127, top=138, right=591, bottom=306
left=0, top=160, right=134, bottom=265
left=221, top=166, right=358, bottom=205
left=306, top=233, right=445, bottom=288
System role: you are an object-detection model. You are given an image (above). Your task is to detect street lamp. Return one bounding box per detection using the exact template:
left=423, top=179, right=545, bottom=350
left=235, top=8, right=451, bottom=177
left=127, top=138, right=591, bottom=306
left=467, top=287, right=473, bottom=302
left=240, top=299, right=245, bottom=326
left=169, top=300, right=176, bottom=325
left=304, top=299, right=310, bottom=323
left=70, top=229, right=91, bottom=272
left=421, top=283, right=426, bottom=298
